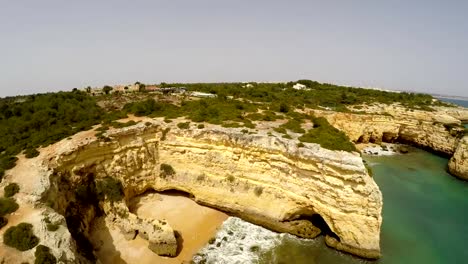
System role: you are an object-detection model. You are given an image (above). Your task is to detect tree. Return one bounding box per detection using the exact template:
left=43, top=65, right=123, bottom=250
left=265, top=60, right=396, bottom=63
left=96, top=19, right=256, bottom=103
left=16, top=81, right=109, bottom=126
left=85, top=86, right=91, bottom=93
left=138, top=83, right=146, bottom=92
left=102, top=86, right=113, bottom=95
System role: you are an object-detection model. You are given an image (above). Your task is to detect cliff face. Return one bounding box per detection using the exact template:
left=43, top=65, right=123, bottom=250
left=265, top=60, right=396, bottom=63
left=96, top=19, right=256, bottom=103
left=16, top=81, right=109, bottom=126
left=308, top=109, right=462, bottom=156
left=449, top=136, right=468, bottom=180
left=48, top=121, right=383, bottom=259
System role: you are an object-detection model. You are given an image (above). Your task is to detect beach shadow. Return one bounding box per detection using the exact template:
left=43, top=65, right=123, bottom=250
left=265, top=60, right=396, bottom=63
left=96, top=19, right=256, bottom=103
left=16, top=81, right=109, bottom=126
left=90, top=217, right=127, bottom=264
left=174, top=230, right=185, bottom=256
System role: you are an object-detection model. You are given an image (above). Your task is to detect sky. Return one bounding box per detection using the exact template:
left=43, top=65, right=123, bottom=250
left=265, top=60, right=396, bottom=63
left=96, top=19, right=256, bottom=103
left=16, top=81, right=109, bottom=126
left=1, top=0, right=467, bottom=97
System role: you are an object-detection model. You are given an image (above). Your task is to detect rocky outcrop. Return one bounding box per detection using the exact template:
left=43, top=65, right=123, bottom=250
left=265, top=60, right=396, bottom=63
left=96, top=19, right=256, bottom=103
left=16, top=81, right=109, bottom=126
left=308, top=109, right=463, bottom=156
left=46, top=121, right=382, bottom=259
left=449, top=136, right=468, bottom=180
left=102, top=201, right=178, bottom=256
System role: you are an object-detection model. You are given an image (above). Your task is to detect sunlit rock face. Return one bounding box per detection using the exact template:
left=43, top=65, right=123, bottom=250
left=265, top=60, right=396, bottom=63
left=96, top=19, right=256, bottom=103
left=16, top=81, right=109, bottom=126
left=308, top=107, right=464, bottom=156
left=449, top=136, right=468, bottom=180
left=49, top=122, right=383, bottom=259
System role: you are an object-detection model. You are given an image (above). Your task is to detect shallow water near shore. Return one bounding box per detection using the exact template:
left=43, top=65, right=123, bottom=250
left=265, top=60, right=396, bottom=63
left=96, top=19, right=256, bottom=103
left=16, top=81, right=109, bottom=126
left=194, top=149, right=468, bottom=264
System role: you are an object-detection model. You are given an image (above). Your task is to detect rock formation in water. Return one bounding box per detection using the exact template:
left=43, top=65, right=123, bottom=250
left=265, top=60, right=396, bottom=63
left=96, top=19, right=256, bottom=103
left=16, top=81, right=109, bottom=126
left=449, top=136, right=468, bottom=180
left=1, top=120, right=383, bottom=262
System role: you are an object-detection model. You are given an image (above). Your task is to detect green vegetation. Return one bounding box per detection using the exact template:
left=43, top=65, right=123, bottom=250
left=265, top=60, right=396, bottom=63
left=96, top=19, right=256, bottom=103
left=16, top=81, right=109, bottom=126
left=0, top=216, right=7, bottom=229
left=0, top=197, right=19, bottom=216
left=177, top=122, right=190, bottom=129
left=226, top=175, right=235, bottom=182
left=299, top=117, right=357, bottom=152
left=0, top=91, right=104, bottom=180
left=254, top=186, right=263, bottom=196
left=4, top=182, right=20, bottom=197
left=160, top=164, right=175, bottom=178
left=102, top=85, right=113, bottom=95
left=46, top=223, right=60, bottom=232
left=25, top=148, right=40, bottom=158
left=3, top=222, right=39, bottom=251
left=95, top=177, right=124, bottom=202
left=109, top=120, right=137, bottom=128
left=35, top=245, right=57, bottom=264
left=278, top=119, right=305, bottom=134
left=197, top=124, right=205, bottom=129
left=0, top=79, right=449, bottom=177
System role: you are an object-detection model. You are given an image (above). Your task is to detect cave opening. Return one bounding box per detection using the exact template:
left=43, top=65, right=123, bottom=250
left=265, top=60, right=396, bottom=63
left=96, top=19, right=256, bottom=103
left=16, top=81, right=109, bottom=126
left=297, top=214, right=341, bottom=242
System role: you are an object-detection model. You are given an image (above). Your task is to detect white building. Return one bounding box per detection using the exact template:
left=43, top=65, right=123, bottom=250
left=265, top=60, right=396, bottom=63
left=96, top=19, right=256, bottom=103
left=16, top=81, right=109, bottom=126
left=293, top=83, right=307, bottom=90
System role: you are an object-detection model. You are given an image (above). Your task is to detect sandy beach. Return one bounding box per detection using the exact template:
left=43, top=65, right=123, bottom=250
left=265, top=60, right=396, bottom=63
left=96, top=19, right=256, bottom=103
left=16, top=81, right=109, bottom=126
left=90, top=192, right=228, bottom=264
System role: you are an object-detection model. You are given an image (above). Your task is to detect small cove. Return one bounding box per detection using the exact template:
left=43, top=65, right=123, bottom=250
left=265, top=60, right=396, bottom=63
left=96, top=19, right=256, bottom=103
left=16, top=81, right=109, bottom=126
left=193, top=148, right=468, bottom=263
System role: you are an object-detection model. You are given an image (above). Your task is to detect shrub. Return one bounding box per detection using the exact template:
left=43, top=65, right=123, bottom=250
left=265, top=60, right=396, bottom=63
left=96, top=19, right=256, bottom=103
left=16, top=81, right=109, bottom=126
left=241, top=129, right=249, bottom=134
left=3, top=223, right=39, bottom=251
left=226, top=175, right=235, bottom=182
left=161, top=128, right=171, bottom=141
left=280, top=119, right=305, bottom=134
left=110, top=120, right=137, bottom=128
left=177, top=122, right=190, bottom=129
left=35, top=245, right=57, bottom=264
left=0, top=197, right=19, bottom=217
left=95, top=177, right=124, bottom=202
left=160, top=164, right=175, bottom=178
left=254, top=186, right=263, bottom=196
left=197, top=124, right=205, bottom=129
left=196, top=174, right=206, bottom=181
left=25, top=148, right=40, bottom=158
left=46, top=223, right=59, bottom=232
left=299, top=117, right=357, bottom=152
left=4, top=183, right=20, bottom=197
left=297, top=142, right=305, bottom=148
left=0, top=216, right=7, bottom=229
left=279, top=102, right=290, bottom=113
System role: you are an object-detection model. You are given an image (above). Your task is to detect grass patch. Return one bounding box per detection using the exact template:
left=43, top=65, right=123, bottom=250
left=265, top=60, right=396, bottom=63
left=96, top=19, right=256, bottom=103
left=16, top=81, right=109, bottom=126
left=4, top=182, right=20, bottom=197
left=3, top=222, right=40, bottom=251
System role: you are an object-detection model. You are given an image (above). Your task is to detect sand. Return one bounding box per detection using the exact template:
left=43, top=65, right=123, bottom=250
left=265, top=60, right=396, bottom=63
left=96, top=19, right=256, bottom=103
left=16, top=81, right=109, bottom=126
left=90, top=192, right=228, bottom=264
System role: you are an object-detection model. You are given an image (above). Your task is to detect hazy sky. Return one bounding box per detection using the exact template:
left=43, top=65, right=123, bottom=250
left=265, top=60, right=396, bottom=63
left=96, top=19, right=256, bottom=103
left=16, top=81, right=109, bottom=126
left=1, top=0, right=467, bottom=97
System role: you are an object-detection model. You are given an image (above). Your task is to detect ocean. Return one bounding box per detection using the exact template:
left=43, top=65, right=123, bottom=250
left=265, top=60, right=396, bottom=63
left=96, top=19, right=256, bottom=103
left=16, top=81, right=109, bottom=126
left=438, top=98, right=468, bottom=108
left=194, top=148, right=468, bottom=263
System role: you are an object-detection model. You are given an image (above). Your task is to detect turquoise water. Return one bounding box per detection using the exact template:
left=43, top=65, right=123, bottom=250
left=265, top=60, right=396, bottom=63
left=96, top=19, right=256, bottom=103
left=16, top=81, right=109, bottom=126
left=258, top=149, right=468, bottom=263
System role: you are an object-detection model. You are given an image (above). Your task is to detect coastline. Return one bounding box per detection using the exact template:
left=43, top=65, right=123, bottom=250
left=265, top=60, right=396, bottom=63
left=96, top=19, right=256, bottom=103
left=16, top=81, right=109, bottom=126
left=90, top=192, right=228, bottom=264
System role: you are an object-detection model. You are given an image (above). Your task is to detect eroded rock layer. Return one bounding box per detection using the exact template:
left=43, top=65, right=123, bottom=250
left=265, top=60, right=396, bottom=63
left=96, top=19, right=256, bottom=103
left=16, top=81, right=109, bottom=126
left=308, top=109, right=462, bottom=156
left=49, top=122, right=383, bottom=259
left=449, top=136, right=468, bottom=180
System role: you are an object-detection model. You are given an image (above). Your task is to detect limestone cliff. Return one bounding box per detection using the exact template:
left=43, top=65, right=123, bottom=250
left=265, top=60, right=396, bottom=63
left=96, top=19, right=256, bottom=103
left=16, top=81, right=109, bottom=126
left=308, top=108, right=463, bottom=156
left=47, top=121, right=383, bottom=259
left=449, top=136, right=468, bottom=180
